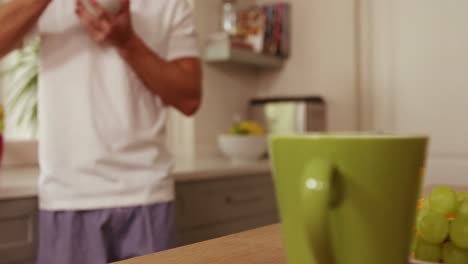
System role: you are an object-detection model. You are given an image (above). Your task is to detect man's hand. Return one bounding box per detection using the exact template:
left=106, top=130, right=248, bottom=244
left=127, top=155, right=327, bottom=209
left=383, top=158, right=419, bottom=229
left=75, top=0, right=135, bottom=47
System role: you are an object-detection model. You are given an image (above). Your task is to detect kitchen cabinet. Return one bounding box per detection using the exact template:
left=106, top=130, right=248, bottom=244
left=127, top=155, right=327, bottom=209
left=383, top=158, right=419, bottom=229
left=176, top=173, right=279, bottom=246
left=361, top=0, right=468, bottom=185
left=0, top=198, right=38, bottom=264
left=0, top=172, right=278, bottom=262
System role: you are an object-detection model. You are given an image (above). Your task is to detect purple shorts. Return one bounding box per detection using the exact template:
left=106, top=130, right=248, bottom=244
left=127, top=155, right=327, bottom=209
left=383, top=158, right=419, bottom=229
left=37, top=202, right=175, bottom=264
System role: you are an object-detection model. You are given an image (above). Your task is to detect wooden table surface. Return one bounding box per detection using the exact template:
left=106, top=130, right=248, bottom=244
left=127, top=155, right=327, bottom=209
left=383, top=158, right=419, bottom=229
left=115, top=224, right=286, bottom=264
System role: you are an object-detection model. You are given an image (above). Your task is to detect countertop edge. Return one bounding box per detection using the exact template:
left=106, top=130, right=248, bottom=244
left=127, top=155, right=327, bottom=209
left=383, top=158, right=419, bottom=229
left=0, top=158, right=272, bottom=200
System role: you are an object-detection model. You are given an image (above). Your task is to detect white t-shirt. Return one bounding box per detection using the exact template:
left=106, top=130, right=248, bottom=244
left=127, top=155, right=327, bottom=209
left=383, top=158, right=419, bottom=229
left=35, top=0, right=199, bottom=210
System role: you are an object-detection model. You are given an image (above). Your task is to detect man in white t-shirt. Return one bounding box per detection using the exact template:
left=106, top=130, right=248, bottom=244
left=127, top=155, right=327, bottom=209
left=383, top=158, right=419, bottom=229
left=0, top=0, right=202, bottom=263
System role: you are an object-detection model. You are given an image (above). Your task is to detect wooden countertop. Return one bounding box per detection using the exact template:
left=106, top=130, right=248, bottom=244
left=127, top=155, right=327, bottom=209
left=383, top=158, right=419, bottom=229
left=115, top=225, right=286, bottom=264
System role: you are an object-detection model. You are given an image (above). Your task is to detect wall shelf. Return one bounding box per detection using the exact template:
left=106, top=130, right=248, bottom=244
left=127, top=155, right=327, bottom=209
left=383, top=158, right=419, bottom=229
left=203, top=41, right=284, bottom=68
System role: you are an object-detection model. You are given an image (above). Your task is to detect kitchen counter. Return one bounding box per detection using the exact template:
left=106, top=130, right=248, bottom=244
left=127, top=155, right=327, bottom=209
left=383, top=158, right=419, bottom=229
left=173, top=157, right=271, bottom=182
left=115, top=224, right=285, bottom=264
left=0, top=157, right=271, bottom=200
left=114, top=224, right=425, bottom=264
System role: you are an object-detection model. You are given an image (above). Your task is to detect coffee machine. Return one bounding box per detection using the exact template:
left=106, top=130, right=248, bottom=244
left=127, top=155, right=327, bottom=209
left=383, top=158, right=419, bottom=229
left=248, top=96, right=327, bottom=134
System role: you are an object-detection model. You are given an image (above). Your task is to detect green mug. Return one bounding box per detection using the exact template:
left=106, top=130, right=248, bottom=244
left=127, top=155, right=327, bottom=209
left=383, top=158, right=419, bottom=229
left=269, top=134, right=428, bottom=264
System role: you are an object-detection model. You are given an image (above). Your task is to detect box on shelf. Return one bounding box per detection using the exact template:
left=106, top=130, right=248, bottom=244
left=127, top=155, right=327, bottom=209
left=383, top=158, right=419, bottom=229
left=213, top=2, right=291, bottom=58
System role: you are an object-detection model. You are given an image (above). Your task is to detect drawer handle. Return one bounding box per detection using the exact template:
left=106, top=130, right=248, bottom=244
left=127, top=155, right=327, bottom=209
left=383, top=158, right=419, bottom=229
left=225, top=195, right=262, bottom=205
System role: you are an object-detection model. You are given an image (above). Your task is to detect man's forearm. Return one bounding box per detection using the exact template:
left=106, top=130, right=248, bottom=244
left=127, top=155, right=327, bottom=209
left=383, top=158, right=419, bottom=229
left=0, top=0, right=51, bottom=58
left=118, top=35, right=202, bottom=116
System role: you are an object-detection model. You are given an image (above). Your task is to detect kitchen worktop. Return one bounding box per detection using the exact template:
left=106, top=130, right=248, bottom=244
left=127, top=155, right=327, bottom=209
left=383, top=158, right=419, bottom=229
left=114, top=224, right=424, bottom=264
left=0, top=157, right=271, bottom=200
left=115, top=224, right=285, bottom=264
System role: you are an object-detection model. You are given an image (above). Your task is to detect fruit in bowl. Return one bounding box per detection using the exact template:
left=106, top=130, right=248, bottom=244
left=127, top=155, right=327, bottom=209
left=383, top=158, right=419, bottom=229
left=218, top=121, right=267, bottom=163
left=411, top=186, right=468, bottom=264
left=228, top=121, right=265, bottom=136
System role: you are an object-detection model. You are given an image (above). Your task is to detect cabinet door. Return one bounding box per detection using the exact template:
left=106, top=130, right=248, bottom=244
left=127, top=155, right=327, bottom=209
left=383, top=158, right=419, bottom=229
left=175, top=174, right=279, bottom=245
left=0, top=198, right=38, bottom=264
left=363, top=0, right=468, bottom=185
left=178, top=212, right=279, bottom=246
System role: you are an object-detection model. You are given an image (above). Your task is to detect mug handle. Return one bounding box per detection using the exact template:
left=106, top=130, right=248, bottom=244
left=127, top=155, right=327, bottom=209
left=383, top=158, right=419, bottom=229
left=301, top=159, right=335, bottom=264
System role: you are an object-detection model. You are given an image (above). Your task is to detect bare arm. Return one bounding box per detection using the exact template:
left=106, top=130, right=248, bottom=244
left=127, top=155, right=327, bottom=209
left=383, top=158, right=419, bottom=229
left=118, top=36, right=202, bottom=116
left=75, top=0, right=202, bottom=116
left=0, top=0, right=51, bottom=58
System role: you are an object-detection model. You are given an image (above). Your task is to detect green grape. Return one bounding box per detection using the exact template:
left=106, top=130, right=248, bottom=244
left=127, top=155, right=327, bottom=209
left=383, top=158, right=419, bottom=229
left=416, top=209, right=430, bottom=231
left=457, top=192, right=467, bottom=211
left=414, top=238, right=442, bottom=263
left=422, top=198, right=431, bottom=210
left=450, top=217, right=468, bottom=249
left=419, top=211, right=449, bottom=244
left=429, top=186, right=458, bottom=215
left=457, top=192, right=467, bottom=202
left=457, top=200, right=468, bottom=219
left=443, top=242, right=468, bottom=264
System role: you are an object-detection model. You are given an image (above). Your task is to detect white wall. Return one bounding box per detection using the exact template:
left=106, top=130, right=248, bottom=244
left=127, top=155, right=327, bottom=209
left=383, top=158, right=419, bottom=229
left=254, top=0, right=360, bottom=131
left=190, top=0, right=259, bottom=156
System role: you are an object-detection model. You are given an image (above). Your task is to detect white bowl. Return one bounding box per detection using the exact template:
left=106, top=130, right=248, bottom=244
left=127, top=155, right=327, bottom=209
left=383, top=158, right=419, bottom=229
left=218, top=134, right=268, bottom=163
left=82, top=0, right=121, bottom=16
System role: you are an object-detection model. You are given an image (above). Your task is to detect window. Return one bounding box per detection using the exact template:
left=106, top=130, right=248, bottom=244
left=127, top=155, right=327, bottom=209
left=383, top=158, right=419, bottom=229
left=1, top=36, right=39, bottom=141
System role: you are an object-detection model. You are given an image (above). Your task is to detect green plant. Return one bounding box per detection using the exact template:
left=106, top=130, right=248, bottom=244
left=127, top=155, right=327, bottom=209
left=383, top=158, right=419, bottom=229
left=1, top=36, right=39, bottom=134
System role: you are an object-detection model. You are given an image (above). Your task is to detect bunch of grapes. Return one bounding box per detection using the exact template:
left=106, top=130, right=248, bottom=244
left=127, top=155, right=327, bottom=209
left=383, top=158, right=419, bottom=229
left=412, top=186, right=468, bottom=263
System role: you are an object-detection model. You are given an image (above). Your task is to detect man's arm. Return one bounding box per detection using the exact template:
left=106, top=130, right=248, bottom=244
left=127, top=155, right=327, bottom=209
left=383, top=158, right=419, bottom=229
left=118, top=36, right=202, bottom=116
left=76, top=0, right=202, bottom=116
left=0, top=0, right=51, bottom=58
